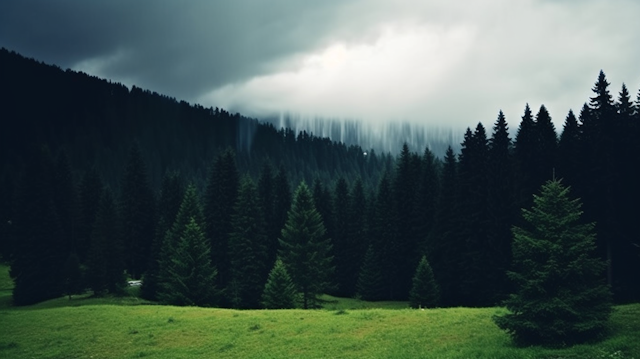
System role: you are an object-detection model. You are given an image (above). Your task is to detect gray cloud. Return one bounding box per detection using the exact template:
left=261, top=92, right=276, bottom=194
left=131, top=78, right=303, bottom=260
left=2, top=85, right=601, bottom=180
left=2, top=0, right=639, bottom=130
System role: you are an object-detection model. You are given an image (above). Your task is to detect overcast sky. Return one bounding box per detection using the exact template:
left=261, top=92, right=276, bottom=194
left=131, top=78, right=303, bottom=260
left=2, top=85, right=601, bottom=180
left=2, top=0, right=639, bottom=132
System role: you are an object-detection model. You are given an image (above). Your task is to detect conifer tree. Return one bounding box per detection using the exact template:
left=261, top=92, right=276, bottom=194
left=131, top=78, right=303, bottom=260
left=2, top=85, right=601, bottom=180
left=204, top=149, right=239, bottom=293
left=533, top=105, right=557, bottom=187
left=86, top=188, right=126, bottom=295
left=494, top=179, right=612, bottom=346
left=141, top=171, right=184, bottom=300
left=428, top=146, right=460, bottom=306
left=120, top=142, right=156, bottom=279
left=514, top=104, right=538, bottom=209
left=357, top=245, right=385, bottom=301
left=417, top=147, right=439, bottom=257
left=331, top=177, right=351, bottom=296
left=346, top=178, right=368, bottom=296
left=262, top=258, right=297, bottom=309
left=157, top=184, right=205, bottom=301
left=409, top=255, right=439, bottom=308
left=228, top=177, right=268, bottom=309
left=557, top=110, right=581, bottom=188
left=159, top=218, right=218, bottom=307
left=278, top=182, right=334, bottom=309
left=257, top=161, right=278, bottom=275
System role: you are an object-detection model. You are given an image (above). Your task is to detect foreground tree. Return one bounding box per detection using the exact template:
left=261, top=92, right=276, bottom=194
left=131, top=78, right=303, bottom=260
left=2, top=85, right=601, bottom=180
left=279, top=182, right=334, bottom=309
left=262, top=258, right=297, bottom=309
left=493, top=179, right=612, bottom=346
left=409, top=255, right=439, bottom=308
left=159, top=218, right=218, bottom=307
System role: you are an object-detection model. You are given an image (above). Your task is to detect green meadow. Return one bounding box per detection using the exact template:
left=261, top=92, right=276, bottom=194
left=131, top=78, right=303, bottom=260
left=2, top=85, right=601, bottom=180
left=1, top=264, right=638, bottom=359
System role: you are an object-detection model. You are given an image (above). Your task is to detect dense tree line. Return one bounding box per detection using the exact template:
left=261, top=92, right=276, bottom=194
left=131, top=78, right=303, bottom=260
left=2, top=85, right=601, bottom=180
left=1, top=48, right=638, bottom=309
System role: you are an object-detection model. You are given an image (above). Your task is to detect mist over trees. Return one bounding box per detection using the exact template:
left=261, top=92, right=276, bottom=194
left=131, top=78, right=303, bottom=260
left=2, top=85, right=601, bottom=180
left=1, top=48, right=639, bottom=314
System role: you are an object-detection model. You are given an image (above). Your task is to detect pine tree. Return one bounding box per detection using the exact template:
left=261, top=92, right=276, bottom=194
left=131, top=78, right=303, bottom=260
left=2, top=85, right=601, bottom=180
left=493, top=179, right=612, bottom=346
left=204, top=149, right=239, bottom=294
left=86, top=188, right=126, bottom=295
left=417, top=147, right=439, bottom=257
left=159, top=217, right=218, bottom=307
left=331, top=177, right=351, bottom=296
left=356, top=245, right=385, bottom=301
left=278, top=182, right=334, bottom=309
left=262, top=258, right=297, bottom=309
left=514, top=103, right=538, bottom=209
left=346, top=178, right=368, bottom=297
left=120, top=142, right=156, bottom=279
left=557, top=110, right=581, bottom=188
left=141, top=171, right=184, bottom=300
left=486, top=111, right=515, bottom=304
left=228, top=177, right=269, bottom=309
left=533, top=105, right=557, bottom=187
left=409, top=255, right=439, bottom=308
left=428, top=146, right=460, bottom=306
left=157, top=184, right=205, bottom=301
left=257, top=161, right=278, bottom=276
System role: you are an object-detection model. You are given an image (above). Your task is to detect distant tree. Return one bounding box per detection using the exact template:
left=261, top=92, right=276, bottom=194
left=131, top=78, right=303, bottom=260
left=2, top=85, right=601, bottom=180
left=557, top=110, right=581, bottom=188
left=159, top=218, right=219, bottom=307
left=416, top=147, right=439, bottom=257
left=86, top=188, right=126, bottom=295
left=204, top=149, right=239, bottom=294
left=409, top=255, right=439, bottom=308
left=331, top=177, right=351, bottom=296
left=357, top=245, right=385, bottom=301
left=141, top=171, right=184, bottom=300
left=494, top=179, right=612, bottom=346
left=257, top=161, right=278, bottom=274
left=366, top=171, right=399, bottom=300
left=533, top=105, right=557, bottom=187
left=262, top=258, right=297, bottom=309
left=346, top=178, right=368, bottom=296
left=228, top=177, right=269, bottom=309
left=120, top=142, right=156, bottom=279
left=278, top=182, right=334, bottom=309
left=428, top=146, right=460, bottom=306
left=514, top=104, right=538, bottom=208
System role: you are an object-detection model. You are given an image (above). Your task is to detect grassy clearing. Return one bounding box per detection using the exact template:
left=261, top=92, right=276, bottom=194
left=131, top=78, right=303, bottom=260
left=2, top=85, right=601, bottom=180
left=0, top=264, right=638, bottom=358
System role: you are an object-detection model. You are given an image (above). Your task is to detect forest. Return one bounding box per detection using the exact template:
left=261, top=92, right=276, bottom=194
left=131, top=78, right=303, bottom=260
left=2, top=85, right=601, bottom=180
left=1, top=47, right=639, bottom=311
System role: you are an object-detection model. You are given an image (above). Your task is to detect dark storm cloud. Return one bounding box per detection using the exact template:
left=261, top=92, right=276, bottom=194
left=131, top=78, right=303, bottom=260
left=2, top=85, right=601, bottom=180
left=0, top=0, right=362, bottom=99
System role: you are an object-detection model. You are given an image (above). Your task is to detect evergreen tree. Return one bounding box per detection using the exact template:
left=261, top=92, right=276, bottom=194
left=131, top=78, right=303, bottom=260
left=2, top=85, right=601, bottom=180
left=157, top=184, right=205, bottom=301
left=514, top=104, right=538, bottom=209
left=428, top=146, right=460, bottom=306
left=367, top=171, right=399, bottom=300
left=486, top=111, right=515, bottom=303
left=228, top=177, right=269, bottom=309
left=393, top=143, right=422, bottom=299
left=257, top=161, right=278, bottom=275
left=120, top=142, right=156, bottom=279
left=86, top=188, right=126, bottom=295
left=204, top=149, right=239, bottom=294
left=557, top=110, right=581, bottom=188
left=493, top=180, right=612, bottom=346
left=356, top=245, right=385, bottom=301
left=331, top=177, right=351, bottom=296
left=416, top=147, right=439, bottom=257
left=278, top=182, right=334, bottom=309
left=409, top=255, right=439, bottom=308
left=141, top=171, right=184, bottom=300
left=262, top=258, right=297, bottom=309
left=346, top=178, right=368, bottom=297
left=159, top=218, right=218, bottom=307
left=533, top=105, right=557, bottom=187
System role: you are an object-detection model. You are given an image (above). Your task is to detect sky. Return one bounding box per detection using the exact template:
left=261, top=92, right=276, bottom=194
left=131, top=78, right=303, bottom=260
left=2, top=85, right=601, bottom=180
left=2, top=0, right=640, bottom=133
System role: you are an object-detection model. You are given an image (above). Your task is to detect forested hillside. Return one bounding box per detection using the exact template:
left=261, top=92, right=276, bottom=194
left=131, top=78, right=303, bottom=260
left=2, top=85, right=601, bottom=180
left=1, top=48, right=638, bottom=308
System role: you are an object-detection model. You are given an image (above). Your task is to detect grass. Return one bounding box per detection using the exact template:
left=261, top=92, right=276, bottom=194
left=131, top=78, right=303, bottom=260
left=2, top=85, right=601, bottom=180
left=0, top=264, right=638, bottom=358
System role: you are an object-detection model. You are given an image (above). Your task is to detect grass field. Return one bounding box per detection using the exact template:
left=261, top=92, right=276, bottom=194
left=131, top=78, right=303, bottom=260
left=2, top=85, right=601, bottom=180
left=1, top=264, right=638, bottom=359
